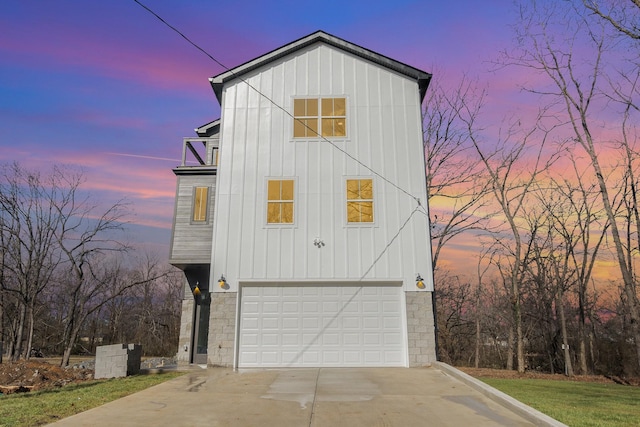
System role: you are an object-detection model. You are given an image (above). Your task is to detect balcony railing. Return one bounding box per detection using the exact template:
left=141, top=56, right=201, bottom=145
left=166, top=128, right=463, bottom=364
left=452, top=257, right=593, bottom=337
left=179, top=137, right=219, bottom=168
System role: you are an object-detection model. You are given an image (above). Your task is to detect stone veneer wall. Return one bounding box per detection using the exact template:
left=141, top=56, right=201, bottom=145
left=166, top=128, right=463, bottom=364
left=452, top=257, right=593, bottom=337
left=207, top=292, right=237, bottom=367
left=406, top=291, right=437, bottom=367
left=176, top=282, right=194, bottom=365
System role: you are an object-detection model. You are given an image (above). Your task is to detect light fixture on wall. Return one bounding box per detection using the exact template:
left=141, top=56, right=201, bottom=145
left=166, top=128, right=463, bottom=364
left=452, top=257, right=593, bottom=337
left=193, top=281, right=201, bottom=296
left=416, top=274, right=425, bottom=289
left=218, top=275, right=227, bottom=289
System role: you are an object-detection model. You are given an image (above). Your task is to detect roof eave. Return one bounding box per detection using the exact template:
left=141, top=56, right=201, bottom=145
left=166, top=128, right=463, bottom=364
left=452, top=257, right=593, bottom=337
left=209, top=30, right=432, bottom=104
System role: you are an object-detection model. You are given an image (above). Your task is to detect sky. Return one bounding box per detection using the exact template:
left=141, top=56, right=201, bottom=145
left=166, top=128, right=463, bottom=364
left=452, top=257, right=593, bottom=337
left=0, top=0, right=518, bottom=262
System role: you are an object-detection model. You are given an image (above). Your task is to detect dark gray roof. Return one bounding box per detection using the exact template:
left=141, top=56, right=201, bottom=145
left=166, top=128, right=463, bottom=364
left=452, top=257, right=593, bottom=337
left=209, top=30, right=431, bottom=103
left=195, top=119, right=220, bottom=137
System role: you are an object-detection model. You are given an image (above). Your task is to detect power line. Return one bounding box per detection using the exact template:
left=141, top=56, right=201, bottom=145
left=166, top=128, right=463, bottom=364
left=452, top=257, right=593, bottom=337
left=359, top=204, right=422, bottom=281
left=132, top=0, right=426, bottom=208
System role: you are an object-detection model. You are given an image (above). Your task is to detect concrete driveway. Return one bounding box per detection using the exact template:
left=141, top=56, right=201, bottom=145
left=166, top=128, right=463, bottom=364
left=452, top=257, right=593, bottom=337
left=48, top=364, right=564, bottom=427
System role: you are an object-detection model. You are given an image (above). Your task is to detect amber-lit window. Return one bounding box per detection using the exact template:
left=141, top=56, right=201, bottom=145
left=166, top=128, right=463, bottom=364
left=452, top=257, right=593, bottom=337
left=346, top=179, right=373, bottom=223
left=212, top=148, right=219, bottom=166
left=293, top=99, right=319, bottom=137
left=193, top=187, right=208, bottom=222
left=293, top=97, right=346, bottom=138
left=267, top=180, right=294, bottom=224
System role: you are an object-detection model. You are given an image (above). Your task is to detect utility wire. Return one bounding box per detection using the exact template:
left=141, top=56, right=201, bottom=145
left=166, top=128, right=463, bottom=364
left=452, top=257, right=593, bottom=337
left=359, top=204, right=422, bottom=281
left=133, top=0, right=425, bottom=208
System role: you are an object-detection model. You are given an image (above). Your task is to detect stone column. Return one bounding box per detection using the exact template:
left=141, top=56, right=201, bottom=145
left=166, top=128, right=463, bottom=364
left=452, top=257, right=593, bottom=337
left=406, top=291, right=437, bottom=367
left=207, top=292, right=237, bottom=367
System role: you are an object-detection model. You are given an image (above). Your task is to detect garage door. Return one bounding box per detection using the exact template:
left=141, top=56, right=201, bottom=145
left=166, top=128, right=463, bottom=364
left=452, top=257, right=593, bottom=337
left=238, top=284, right=405, bottom=367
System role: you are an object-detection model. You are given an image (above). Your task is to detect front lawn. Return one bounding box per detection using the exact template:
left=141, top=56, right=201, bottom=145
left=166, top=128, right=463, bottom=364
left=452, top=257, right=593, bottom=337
left=480, top=377, right=640, bottom=427
left=0, top=372, right=185, bottom=427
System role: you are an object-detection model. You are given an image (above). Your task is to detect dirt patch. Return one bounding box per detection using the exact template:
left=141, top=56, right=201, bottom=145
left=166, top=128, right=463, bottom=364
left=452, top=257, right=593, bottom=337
left=0, top=360, right=93, bottom=395
left=459, top=367, right=640, bottom=386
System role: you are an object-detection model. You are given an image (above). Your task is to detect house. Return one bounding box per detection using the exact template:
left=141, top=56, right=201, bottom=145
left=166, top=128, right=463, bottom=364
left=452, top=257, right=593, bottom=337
left=169, top=31, right=436, bottom=368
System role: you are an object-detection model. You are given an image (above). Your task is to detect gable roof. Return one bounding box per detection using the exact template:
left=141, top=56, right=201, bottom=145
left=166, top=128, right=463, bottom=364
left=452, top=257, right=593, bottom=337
left=209, top=30, right=432, bottom=104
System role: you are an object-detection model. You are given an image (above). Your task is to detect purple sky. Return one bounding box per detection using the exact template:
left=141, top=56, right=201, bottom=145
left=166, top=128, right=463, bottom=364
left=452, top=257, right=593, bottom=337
left=0, top=0, right=517, bottom=258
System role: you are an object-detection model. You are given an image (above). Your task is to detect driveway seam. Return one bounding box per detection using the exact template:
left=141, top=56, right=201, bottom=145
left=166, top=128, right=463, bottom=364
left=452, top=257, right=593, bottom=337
left=308, top=368, right=321, bottom=427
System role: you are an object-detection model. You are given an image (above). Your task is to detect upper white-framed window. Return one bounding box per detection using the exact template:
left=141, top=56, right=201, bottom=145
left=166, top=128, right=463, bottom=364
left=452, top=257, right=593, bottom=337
left=293, top=97, right=346, bottom=138
left=345, top=178, right=374, bottom=224
left=266, top=178, right=295, bottom=225
left=192, top=186, right=209, bottom=223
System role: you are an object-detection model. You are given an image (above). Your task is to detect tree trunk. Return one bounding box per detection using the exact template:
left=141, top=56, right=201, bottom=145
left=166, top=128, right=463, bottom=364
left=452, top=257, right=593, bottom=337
left=507, top=327, right=514, bottom=371
left=512, top=273, right=525, bottom=373
left=25, top=303, right=35, bottom=361
left=557, top=289, right=574, bottom=376
left=474, top=294, right=481, bottom=369
left=61, top=322, right=82, bottom=368
left=12, top=303, right=26, bottom=361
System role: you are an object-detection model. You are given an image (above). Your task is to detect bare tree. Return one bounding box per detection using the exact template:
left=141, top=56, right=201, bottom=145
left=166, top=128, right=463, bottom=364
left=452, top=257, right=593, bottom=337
left=474, top=246, right=495, bottom=368
left=550, top=159, right=608, bottom=374
left=508, top=0, right=640, bottom=372
left=54, top=254, right=175, bottom=366
left=459, top=83, right=559, bottom=371
left=0, top=163, right=67, bottom=360
left=423, top=77, right=491, bottom=270
left=583, top=0, right=640, bottom=40
left=51, top=182, right=132, bottom=366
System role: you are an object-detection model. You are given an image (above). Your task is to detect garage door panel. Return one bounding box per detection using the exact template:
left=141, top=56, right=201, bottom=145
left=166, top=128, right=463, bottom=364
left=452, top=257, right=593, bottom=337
left=323, top=333, right=339, bottom=345
left=363, top=317, right=380, bottom=329
left=343, top=316, right=360, bottom=329
left=241, top=333, right=258, bottom=345
left=262, top=352, right=278, bottom=363
left=384, top=332, right=402, bottom=345
left=243, top=301, right=259, bottom=313
left=262, top=333, right=279, bottom=346
left=343, top=332, right=360, bottom=346
left=302, top=287, right=320, bottom=297
left=324, top=351, right=339, bottom=363
left=383, top=300, right=400, bottom=312
left=363, top=333, right=380, bottom=345
left=344, top=351, right=361, bottom=363
left=383, top=316, right=401, bottom=328
left=263, top=301, right=279, bottom=313
left=262, top=317, right=279, bottom=329
left=282, top=301, right=298, bottom=313
left=239, top=284, right=405, bottom=367
left=362, top=301, right=379, bottom=313
left=282, top=287, right=298, bottom=296
left=282, top=317, right=298, bottom=329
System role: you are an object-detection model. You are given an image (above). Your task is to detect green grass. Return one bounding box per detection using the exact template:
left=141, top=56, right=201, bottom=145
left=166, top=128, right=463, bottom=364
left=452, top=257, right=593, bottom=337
left=0, top=372, right=185, bottom=427
left=480, top=377, right=640, bottom=427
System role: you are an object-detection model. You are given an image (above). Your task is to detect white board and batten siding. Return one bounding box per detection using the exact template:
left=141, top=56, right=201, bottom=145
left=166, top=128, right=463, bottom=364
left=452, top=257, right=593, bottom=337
left=211, top=43, right=433, bottom=290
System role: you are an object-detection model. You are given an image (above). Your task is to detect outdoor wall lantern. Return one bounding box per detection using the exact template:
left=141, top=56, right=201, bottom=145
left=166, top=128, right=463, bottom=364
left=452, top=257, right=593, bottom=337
left=193, top=281, right=201, bottom=296
left=416, top=274, right=425, bottom=289
left=218, top=275, right=227, bottom=289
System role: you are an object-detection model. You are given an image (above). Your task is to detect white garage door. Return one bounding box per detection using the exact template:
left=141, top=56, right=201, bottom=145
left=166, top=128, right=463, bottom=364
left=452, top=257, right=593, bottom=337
left=238, top=284, right=405, bottom=367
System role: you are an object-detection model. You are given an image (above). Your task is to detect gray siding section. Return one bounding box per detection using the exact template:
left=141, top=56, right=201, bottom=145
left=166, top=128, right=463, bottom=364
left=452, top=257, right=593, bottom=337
left=169, top=174, right=216, bottom=265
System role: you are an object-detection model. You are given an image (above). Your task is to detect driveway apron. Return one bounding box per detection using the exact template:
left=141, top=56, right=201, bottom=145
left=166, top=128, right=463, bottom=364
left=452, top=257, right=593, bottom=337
left=47, top=367, right=546, bottom=427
